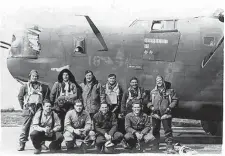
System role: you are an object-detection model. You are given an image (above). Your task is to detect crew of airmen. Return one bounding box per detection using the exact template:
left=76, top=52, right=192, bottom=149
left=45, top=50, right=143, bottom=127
left=17, top=69, right=178, bottom=154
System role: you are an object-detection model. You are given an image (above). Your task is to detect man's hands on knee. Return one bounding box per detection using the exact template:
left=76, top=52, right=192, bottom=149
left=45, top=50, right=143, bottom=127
left=73, top=129, right=87, bottom=137
left=44, top=127, right=54, bottom=137
left=105, top=133, right=112, bottom=141
left=73, top=129, right=82, bottom=135
left=135, top=132, right=143, bottom=140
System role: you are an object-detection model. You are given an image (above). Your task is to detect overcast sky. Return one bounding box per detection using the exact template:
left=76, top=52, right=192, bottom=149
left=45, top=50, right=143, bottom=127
left=0, top=0, right=224, bottom=109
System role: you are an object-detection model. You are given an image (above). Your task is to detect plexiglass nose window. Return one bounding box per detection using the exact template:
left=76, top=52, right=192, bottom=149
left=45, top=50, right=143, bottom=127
left=9, top=27, right=41, bottom=58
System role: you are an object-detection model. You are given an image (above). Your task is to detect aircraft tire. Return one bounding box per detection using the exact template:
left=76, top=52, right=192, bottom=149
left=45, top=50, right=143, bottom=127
left=201, top=120, right=222, bottom=136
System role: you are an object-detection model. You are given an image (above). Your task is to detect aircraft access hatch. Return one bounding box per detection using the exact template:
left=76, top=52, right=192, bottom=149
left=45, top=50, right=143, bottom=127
left=143, top=20, right=180, bottom=62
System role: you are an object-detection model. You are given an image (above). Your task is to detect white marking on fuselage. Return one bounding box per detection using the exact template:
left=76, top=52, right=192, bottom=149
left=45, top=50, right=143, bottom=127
left=144, top=38, right=168, bottom=44
left=51, top=65, right=70, bottom=72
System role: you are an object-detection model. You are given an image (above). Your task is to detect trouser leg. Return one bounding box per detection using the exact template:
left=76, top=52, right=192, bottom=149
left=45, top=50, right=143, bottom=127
left=30, top=130, right=45, bottom=149
left=124, top=132, right=137, bottom=148
left=161, top=118, right=173, bottom=143
left=64, top=130, right=75, bottom=142
left=95, top=135, right=106, bottom=150
left=89, top=113, right=95, bottom=130
left=152, top=118, right=161, bottom=150
left=162, top=118, right=175, bottom=153
left=152, top=118, right=161, bottom=140
left=140, top=133, right=156, bottom=149
left=56, top=110, right=66, bottom=132
left=112, top=132, right=124, bottom=145
left=118, top=118, right=126, bottom=134
left=19, top=113, right=33, bottom=143
left=49, top=132, right=64, bottom=150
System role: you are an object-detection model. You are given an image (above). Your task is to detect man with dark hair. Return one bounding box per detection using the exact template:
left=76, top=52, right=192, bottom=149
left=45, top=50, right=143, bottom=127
left=93, top=103, right=123, bottom=153
left=119, top=77, right=148, bottom=136
left=63, top=99, right=95, bottom=152
left=121, top=77, right=147, bottom=116
left=30, top=99, right=63, bottom=154
left=50, top=69, right=81, bottom=131
left=17, top=70, right=50, bottom=151
left=124, top=102, right=155, bottom=152
left=101, top=74, right=123, bottom=116
left=147, top=75, right=178, bottom=154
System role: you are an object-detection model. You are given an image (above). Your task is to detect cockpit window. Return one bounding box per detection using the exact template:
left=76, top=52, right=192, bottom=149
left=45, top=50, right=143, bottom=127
left=9, top=26, right=41, bottom=58
left=151, top=20, right=177, bottom=31
left=203, top=37, right=215, bottom=46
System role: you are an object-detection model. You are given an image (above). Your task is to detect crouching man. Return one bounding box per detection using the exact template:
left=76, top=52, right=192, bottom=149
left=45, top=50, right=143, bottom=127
left=63, top=99, right=95, bottom=152
left=93, top=103, right=123, bottom=153
left=124, top=102, right=155, bottom=152
left=30, top=99, right=64, bottom=154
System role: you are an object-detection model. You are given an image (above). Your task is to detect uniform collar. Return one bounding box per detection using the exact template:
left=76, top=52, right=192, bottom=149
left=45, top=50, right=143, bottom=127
left=74, top=109, right=86, bottom=116
left=43, top=110, right=52, bottom=116
left=99, top=111, right=110, bottom=116
left=132, top=111, right=144, bottom=117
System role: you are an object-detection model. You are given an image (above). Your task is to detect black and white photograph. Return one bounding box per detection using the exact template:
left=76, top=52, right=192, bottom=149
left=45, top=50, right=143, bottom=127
left=0, top=0, right=224, bottom=155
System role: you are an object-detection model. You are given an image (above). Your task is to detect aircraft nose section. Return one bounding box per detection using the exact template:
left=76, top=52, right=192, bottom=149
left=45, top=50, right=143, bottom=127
left=7, top=57, right=19, bottom=78
left=7, top=57, right=28, bottom=82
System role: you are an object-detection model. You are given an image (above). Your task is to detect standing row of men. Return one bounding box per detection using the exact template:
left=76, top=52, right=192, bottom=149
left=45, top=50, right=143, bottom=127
left=17, top=69, right=178, bottom=154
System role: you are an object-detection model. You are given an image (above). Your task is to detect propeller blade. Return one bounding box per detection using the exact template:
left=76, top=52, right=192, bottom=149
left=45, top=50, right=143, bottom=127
left=27, top=28, right=41, bottom=35
left=0, top=45, right=9, bottom=49
left=80, top=15, right=108, bottom=51
left=201, top=36, right=224, bottom=68
left=0, top=46, right=9, bottom=49
left=0, top=41, right=11, bottom=46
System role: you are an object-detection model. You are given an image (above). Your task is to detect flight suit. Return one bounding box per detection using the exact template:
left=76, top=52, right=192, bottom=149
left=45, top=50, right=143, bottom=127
left=121, top=87, right=147, bottom=115
left=120, top=87, right=147, bottom=134
left=63, top=109, right=94, bottom=149
left=80, top=82, right=103, bottom=119
left=124, top=112, right=155, bottom=149
left=93, top=111, right=123, bottom=151
left=101, top=82, right=123, bottom=116
left=148, top=85, right=178, bottom=150
left=50, top=81, right=79, bottom=131
left=18, top=82, right=50, bottom=145
left=30, top=110, right=63, bottom=151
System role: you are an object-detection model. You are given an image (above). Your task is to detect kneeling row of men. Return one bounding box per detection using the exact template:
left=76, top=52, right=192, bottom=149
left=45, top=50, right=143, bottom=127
left=17, top=69, right=178, bottom=154
left=31, top=99, right=154, bottom=154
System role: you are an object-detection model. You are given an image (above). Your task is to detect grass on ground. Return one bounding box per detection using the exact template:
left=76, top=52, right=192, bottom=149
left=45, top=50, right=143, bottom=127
left=1, top=111, right=201, bottom=127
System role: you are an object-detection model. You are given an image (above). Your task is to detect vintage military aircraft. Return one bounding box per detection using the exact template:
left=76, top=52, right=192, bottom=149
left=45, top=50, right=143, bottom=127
left=1, top=9, right=224, bottom=136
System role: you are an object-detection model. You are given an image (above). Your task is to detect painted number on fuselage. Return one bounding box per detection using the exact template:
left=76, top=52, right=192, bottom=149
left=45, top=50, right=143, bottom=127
left=92, top=56, right=113, bottom=67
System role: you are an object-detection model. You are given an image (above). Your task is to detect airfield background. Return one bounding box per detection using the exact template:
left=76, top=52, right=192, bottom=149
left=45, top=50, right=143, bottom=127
left=0, top=0, right=223, bottom=110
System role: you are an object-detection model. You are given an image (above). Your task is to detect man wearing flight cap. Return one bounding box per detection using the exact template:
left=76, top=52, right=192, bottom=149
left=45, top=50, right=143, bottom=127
left=17, top=70, right=50, bottom=151
left=147, top=75, right=178, bottom=154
